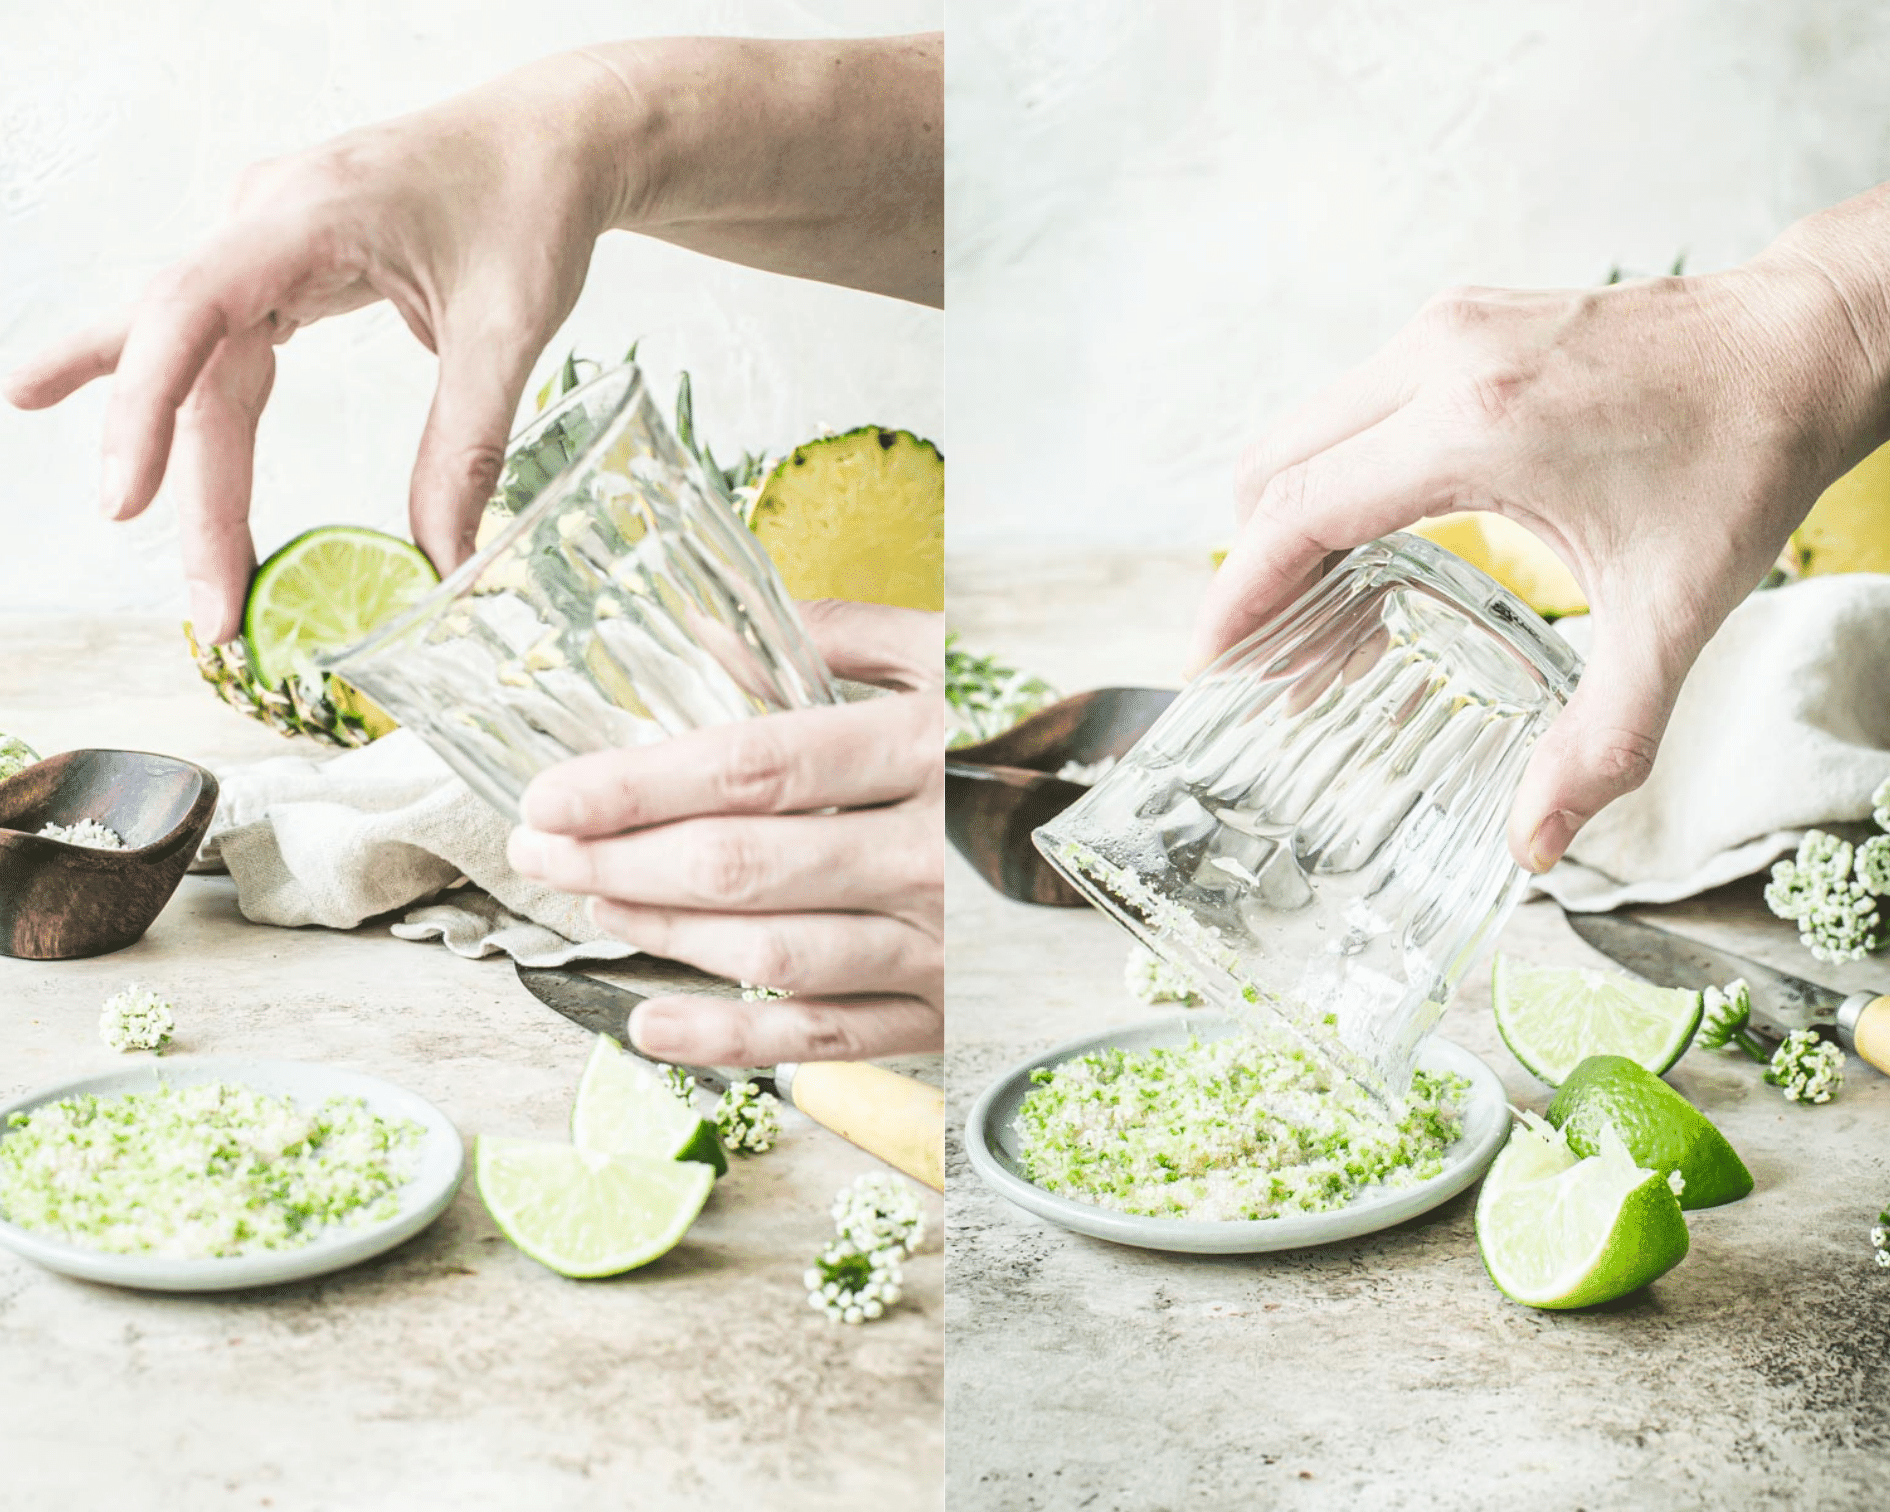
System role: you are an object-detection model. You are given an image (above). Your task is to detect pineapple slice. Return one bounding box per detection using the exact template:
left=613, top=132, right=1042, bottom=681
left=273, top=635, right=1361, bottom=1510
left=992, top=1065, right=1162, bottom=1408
left=1793, top=440, right=1890, bottom=576
left=749, top=428, right=943, bottom=612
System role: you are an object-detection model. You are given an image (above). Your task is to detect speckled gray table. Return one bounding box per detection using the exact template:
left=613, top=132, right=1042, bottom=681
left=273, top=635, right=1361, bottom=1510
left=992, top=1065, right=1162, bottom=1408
left=945, top=552, right=1890, bottom=1512
left=0, top=615, right=941, bottom=1512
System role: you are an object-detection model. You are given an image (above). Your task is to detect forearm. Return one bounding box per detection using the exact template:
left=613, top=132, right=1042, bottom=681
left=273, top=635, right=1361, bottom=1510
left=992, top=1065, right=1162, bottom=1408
left=568, top=35, right=943, bottom=306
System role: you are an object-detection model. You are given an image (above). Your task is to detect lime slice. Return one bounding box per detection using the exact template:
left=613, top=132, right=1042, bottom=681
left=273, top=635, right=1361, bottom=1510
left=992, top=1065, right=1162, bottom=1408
left=1546, top=1054, right=1752, bottom=1210
left=474, top=1134, right=714, bottom=1278
left=571, top=1034, right=727, bottom=1178
left=1475, top=1116, right=1690, bottom=1309
left=1492, top=955, right=1702, bottom=1087
left=243, top=526, right=439, bottom=687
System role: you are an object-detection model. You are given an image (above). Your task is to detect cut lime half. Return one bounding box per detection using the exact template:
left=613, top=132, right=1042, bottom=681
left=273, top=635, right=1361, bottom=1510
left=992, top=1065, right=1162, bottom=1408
left=1492, top=955, right=1702, bottom=1087
left=475, top=1134, right=714, bottom=1279
left=243, top=526, right=439, bottom=688
left=1547, top=1054, right=1752, bottom=1210
left=1475, top=1117, right=1689, bottom=1309
left=571, top=1034, right=726, bottom=1177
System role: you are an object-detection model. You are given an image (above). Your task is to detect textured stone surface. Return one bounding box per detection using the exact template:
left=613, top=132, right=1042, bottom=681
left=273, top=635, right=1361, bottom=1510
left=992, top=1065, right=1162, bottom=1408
left=0, top=615, right=941, bottom=1510
left=946, top=552, right=1890, bottom=1512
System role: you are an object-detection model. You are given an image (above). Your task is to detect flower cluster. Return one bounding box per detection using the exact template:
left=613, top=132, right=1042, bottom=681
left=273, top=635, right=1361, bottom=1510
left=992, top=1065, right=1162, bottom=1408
left=1765, top=777, right=1890, bottom=963
left=1872, top=1209, right=1889, bottom=1270
left=805, top=1172, right=926, bottom=1324
left=98, top=985, right=175, bottom=1054
left=1763, top=1029, right=1845, bottom=1105
left=739, top=982, right=791, bottom=1002
left=1123, top=945, right=1202, bottom=1008
left=658, top=1064, right=695, bottom=1102
left=804, top=1238, right=904, bottom=1325
left=832, top=1172, right=926, bottom=1258
left=1763, top=831, right=1890, bottom=963
left=0, top=734, right=37, bottom=782
left=944, top=633, right=1057, bottom=748
left=713, top=1080, right=781, bottom=1154
left=1692, top=979, right=1768, bottom=1062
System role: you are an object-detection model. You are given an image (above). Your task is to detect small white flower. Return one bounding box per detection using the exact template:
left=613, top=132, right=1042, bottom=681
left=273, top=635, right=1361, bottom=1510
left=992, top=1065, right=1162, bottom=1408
left=98, top=985, right=175, bottom=1054
left=714, top=1081, right=781, bottom=1154
left=804, top=1237, right=905, bottom=1324
left=831, top=1172, right=927, bottom=1257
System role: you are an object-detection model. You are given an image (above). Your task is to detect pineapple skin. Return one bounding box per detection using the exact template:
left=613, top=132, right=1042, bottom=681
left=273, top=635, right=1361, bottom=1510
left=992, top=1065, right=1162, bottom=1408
left=184, top=624, right=392, bottom=748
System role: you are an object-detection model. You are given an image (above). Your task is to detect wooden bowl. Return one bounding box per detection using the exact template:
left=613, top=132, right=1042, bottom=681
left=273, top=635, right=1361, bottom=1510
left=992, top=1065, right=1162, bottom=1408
left=946, top=687, right=1176, bottom=906
left=0, top=750, right=220, bottom=960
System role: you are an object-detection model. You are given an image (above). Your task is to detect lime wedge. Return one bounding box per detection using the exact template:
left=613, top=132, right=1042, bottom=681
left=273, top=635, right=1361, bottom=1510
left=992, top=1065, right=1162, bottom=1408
left=243, top=526, right=438, bottom=687
left=1492, top=955, right=1702, bottom=1087
left=474, top=1134, right=714, bottom=1278
left=1475, top=1116, right=1690, bottom=1308
left=1546, top=1054, right=1752, bottom=1210
left=571, top=1034, right=727, bottom=1178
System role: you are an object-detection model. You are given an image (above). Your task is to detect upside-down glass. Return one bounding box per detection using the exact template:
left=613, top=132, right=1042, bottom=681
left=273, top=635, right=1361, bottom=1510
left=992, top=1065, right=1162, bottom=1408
left=319, top=363, right=836, bottom=815
left=1033, top=534, right=1582, bottom=1104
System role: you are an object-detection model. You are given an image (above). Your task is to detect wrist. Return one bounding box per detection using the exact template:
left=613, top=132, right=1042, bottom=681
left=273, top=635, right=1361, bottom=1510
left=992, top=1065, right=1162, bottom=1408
left=1753, top=196, right=1890, bottom=459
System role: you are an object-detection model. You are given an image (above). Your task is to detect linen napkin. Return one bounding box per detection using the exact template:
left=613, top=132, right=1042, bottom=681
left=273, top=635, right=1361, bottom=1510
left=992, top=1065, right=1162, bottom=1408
left=1537, top=573, right=1890, bottom=911
left=196, top=728, right=635, bottom=966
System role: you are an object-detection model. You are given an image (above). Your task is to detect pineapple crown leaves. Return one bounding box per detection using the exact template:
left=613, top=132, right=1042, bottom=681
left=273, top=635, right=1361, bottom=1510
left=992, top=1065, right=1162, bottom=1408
left=1603, top=252, right=1687, bottom=286
left=674, top=370, right=769, bottom=518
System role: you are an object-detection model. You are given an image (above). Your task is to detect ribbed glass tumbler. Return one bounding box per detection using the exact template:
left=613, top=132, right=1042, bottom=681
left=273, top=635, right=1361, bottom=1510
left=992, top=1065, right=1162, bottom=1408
left=320, top=363, right=835, bottom=816
left=1034, top=533, right=1582, bottom=1103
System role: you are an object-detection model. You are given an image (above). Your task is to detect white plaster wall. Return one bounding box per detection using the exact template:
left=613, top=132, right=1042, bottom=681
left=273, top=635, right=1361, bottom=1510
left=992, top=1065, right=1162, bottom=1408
left=948, top=0, right=1890, bottom=551
left=0, top=0, right=942, bottom=615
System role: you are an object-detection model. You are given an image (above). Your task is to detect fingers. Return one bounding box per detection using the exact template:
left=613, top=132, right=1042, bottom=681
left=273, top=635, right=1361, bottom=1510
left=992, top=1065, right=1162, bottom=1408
left=1233, top=338, right=1421, bottom=525
left=2, top=313, right=130, bottom=410
left=409, top=334, right=536, bottom=578
left=1507, top=616, right=1679, bottom=872
left=590, top=900, right=937, bottom=999
left=518, top=693, right=934, bottom=836
left=1189, top=406, right=1460, bottom=672
left=797, top=599, right=944, bottom=690
left=167, top=328, right=277, bottom=643
left=508, top=804, right=937, bottom=915
left=628, top=991, right=941, bottom=1065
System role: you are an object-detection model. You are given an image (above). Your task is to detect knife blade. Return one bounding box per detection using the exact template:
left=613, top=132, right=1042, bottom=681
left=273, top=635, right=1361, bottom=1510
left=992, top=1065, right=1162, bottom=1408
left=515, top=962, right=945, bottom=1190
left=1564, top=910, right=1889, bottom=1074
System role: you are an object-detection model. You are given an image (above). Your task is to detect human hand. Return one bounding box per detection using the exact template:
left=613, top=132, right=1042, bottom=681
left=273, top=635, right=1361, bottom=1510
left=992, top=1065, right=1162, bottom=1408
left=1, top=56, right=626, bottom=643
left=1194, top=220, right=1890, bottom=872
left=505, top=600, right=944, bottom=1066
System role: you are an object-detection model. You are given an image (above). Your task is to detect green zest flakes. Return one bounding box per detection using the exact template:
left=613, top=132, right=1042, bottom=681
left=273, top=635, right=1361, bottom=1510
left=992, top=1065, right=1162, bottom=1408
left=0, top=1082, right=423, bottom=1258
left=1017, top=1032, right=1470, bottom=1222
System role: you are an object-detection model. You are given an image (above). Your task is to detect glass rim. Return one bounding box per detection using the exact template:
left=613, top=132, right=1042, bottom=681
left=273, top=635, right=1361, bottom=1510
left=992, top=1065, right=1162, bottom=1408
left=314, top=361, right=649, bottom=676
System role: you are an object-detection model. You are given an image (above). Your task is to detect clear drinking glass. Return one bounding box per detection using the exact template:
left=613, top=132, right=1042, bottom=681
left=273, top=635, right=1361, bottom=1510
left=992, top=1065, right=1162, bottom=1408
left=320, top=363, right=836, bottom=815
left=1034, top=533, right=1581, bottom=1103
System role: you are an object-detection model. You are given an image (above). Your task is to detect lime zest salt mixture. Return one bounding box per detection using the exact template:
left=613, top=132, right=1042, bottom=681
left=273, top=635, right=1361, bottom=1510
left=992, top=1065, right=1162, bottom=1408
left=0, top=1082, right=423, bottom=1258
left=1017, top=1032, right=1470, bottom=1222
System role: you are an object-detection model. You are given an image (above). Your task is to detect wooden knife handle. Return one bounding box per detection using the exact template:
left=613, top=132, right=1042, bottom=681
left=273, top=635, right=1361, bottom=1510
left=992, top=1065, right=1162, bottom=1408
left=780, top=1061, right=944, bottom=1192
left=1844, top=994, right=1890, bottom=1076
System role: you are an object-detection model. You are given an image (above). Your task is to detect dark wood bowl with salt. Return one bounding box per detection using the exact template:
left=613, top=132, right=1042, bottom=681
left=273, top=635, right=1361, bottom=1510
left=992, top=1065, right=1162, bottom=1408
left=0, top=750, right=219, bottom=960
left=946, top=687, right=1176, bottom=907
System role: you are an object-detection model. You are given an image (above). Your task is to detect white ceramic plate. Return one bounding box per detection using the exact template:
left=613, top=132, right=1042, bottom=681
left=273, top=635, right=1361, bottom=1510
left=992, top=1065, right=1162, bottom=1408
left=0, top=1059, right=464, bottom=1291
left=965, top=1013, right=1510, bottom=1254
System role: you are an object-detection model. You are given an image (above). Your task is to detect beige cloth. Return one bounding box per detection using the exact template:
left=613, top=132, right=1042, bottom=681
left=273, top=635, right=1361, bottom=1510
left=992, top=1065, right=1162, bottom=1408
left=196, top=729, right=634, bottom=966
left=1537, top=574, right=1890, bottom=911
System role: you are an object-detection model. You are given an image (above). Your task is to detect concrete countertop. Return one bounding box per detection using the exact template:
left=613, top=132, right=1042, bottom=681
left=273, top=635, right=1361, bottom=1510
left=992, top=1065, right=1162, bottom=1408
left=945, top=552, right=1890, bottom=1512
left=0, top=615, right=941, bottom=1511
